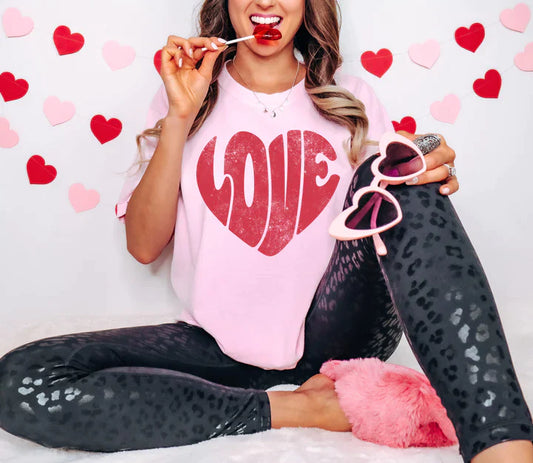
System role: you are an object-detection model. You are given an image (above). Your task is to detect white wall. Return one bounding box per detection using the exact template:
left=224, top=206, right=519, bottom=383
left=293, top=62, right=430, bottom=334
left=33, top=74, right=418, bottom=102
left=1, top=0, right=532, bottom=341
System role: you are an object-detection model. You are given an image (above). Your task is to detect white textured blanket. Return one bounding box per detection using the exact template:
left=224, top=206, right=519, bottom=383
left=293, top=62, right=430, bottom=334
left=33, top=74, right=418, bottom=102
left=1, top=314, right=531, bottom=463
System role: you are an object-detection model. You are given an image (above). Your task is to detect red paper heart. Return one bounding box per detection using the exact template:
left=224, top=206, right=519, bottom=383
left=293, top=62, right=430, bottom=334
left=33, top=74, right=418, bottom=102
left=27, top=155, right=57, bottom=184
left=90, top=115, right=122, bottom=144
left=473, top=69, right=502, bottom=99
left=455, top=23, right=485, bottom=53
left=53, top=25, right=85, bottom=55
left=393, top=116, right=417, bottom=134
left=361, top=49, right=393, bottom=78
left=154, top=49, right=162, bottom=74
left=197, top=130, right=340, bottom=256
left=0, top=72, right=29, bottom=102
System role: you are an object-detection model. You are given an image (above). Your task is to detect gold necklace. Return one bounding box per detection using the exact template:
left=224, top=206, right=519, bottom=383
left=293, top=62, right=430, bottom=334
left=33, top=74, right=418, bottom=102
left=231, top=58, right=301, bottom=118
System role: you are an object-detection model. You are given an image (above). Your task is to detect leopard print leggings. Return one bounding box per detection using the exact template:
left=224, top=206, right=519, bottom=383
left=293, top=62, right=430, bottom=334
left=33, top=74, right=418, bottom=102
left=0, top=155, right=531, bottom=462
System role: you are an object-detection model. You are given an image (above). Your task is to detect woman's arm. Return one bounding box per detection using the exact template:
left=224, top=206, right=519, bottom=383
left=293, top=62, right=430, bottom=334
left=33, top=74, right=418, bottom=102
left=124, top=35, right=226, bottom=264
left=124, top=114, right=191, bottom=264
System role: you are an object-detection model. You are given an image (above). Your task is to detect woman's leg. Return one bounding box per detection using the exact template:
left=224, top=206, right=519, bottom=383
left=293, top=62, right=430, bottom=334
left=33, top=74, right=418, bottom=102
left=0, top=323, right=273, bottom=451
left=348, top=155, right=533, bottom=461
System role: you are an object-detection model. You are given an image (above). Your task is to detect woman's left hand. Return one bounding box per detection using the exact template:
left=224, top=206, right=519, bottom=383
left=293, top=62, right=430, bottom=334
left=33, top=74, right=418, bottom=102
left=396, top=130, right=459, bottom=196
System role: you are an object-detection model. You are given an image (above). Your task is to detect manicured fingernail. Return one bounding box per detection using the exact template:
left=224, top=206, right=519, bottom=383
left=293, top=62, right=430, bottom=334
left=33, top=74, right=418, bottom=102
left=217, top=38, right=227, bottom=43
left=405, top=177, right=419, bottom=185
left=211, top=42, right=219, bottom=50
left=178, top=57, right=183, bottom=68
left=441, top=187, right=450, bottom=195
left=188, top=48, right=193, bottom=57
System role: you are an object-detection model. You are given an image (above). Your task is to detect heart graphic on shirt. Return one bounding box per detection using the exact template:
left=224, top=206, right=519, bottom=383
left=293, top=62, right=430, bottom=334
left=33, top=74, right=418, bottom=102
left=53, top=25, right=84, bottom=55
left=361, top=49, right=393, bottom=78
left=90, top=115, right=122, bottom=144
left=392, top=116, right=417, bottom=134
left=473, top=70, right=502, bottom=99
left=0, top=72, right=29, bottom=102
left=196, top=130, right=340, bottom=256
left=26, top=155, right=57, bottom=184
left=455, top=23, right=485, bottom=53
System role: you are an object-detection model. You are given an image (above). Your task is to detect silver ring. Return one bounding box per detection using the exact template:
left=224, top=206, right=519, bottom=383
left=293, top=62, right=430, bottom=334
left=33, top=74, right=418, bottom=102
left=444, top=163, right=457, bottom=177
left=412, top=133, right=441, bottom=155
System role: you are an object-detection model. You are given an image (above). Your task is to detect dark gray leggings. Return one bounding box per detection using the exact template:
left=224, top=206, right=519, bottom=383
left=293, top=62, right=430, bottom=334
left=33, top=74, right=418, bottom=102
left=0, top=155, right=531, bottom=462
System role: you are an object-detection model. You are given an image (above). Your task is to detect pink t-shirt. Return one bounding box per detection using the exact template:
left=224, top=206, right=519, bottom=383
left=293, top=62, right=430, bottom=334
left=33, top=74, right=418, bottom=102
left=116, top=63, right=393, bottom=369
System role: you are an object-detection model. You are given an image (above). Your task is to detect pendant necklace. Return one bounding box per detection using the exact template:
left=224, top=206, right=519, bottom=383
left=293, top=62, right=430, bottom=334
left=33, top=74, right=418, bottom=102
left=231, top=58, right=301, bottom=118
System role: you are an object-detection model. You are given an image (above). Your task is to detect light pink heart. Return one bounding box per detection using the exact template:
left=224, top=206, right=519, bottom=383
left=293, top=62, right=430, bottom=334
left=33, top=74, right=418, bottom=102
left=430, top=94, right=461, bottom=124
left=2, top=7, right=34, bottom=37
left=0, top=117, right=19, bottom=148
left=500, top=3, right=531, bottom=32
left=515, top=42, right=533, bottom=71
left=102, top=41, right=136, bottom=71
left=43, top=96, right=76, bottom=126
left=68, top=183, right=100, bottom=212
left=408, top=39, right=440, bottom=69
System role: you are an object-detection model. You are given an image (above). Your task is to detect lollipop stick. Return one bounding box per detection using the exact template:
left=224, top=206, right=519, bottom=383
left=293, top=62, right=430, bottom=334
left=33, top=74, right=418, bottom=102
left=201, top=35, right=254, bottom=51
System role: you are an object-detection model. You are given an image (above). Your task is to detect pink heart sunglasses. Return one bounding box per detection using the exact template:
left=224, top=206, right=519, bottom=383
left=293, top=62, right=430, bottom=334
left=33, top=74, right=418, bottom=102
left=329, top=132, right=426, bottom=256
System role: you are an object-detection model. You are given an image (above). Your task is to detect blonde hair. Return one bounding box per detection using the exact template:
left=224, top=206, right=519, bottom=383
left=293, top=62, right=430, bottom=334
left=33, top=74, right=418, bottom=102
left=136, top=0, right=370, bottom=165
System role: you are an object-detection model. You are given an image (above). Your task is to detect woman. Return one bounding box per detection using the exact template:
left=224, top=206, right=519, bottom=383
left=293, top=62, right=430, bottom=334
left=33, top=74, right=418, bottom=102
left=0, top=1, right=531, bottom=462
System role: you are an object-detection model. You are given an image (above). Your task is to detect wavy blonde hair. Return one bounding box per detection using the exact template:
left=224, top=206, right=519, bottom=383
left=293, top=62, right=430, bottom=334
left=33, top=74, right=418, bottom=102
left=136, top=0, right=370, bottom=165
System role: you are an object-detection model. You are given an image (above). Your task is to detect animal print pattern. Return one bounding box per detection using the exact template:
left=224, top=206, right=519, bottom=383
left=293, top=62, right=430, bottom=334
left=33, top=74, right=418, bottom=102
left=0, top=155, right=531, bottom=462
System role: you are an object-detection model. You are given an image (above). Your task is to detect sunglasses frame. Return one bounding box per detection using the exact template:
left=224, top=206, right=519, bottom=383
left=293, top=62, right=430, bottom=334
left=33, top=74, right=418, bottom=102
left=329, top=132, right=426, bottom=256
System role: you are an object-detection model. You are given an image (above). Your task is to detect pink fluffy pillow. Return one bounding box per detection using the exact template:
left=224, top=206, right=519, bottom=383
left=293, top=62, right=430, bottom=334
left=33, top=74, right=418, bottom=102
left=320, top=358, right=458, bottom=448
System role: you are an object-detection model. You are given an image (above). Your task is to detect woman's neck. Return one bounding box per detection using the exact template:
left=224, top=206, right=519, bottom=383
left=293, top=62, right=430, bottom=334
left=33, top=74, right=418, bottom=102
left=229, top=45, right=305, bottom=94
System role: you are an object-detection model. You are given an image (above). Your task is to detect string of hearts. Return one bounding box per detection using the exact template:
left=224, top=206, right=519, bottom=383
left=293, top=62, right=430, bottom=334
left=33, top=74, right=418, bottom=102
left=1, top=3, right=532, bottom=210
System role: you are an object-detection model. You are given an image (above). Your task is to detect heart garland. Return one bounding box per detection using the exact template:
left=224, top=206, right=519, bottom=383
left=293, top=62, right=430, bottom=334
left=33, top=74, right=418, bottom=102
left=392, top=117, right=417, bottom=134
left=26, top=155, right=57, bottom=185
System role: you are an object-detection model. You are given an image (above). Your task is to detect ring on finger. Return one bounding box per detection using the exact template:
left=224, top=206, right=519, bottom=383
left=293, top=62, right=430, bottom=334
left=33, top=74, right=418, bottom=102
left=443, top=163, right=457, bottom=177
left=413, top=133, right=441, bottom=155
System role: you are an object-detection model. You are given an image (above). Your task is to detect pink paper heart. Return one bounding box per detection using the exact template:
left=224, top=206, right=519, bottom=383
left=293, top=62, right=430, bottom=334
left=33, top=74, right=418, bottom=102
left=500, top=3, right=531, bottom=32
left=43, top=96, right=75, bottom=126
left=68, top=183, right=100, bottom=212
left=430, top=94, right=461, bottom=124
left=0, top=117, right=19, bottom=148
left=2, top=7, right=34, bottom=37
left=408, top=39, right=440, bottom=69
left=102, top=41, right=136, bottom=71
left=515, top=42, right=533, bottom=71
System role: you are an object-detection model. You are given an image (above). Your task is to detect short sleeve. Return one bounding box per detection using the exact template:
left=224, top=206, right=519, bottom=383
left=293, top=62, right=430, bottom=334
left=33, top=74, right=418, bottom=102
left=336, top=73, right=394, bottom=159
left=115, top=85, right=169, bottom=222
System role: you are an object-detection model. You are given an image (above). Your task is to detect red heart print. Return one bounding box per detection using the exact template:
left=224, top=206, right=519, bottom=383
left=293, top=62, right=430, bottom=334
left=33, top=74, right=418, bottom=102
left=473, top=70, right=502, bottom=99
left=196, top=130, right=340, bottom=256
left=90, top=115, right=122, bottom=144
left=361, top=49, right=393, bottom=78
left=392, top=116, right=417, bottom=134
left=154, top=49, right=162, bottom=74
left=455, top=23, right=485, bottom=53
left=53, top=25, right=85, bottom=55
left=27, top=155, right=57, bottom=184
left=0, top=72, right=29, bottom=102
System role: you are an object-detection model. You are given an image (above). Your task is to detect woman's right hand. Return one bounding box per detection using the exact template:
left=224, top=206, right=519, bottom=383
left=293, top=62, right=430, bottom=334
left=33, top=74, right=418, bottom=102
left=159, top=35, right=227, bottom=121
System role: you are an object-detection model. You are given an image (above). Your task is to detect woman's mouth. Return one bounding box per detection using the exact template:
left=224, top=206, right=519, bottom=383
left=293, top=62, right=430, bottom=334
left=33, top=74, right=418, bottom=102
left=250, top=15, right=283, bottom=29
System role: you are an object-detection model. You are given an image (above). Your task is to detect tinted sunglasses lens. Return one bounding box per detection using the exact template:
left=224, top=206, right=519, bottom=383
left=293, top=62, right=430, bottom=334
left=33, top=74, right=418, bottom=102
left=345, top=191, right=399, bottom=230
left=379, top=142, right=424, bottom=178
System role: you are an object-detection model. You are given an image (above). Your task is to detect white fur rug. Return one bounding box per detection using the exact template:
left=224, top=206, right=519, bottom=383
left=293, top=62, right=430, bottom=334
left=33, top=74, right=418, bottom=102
left=2, top=314, right=531, bottom=463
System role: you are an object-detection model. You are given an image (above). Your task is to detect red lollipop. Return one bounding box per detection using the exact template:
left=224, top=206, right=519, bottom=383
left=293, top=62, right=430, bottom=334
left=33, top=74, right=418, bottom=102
left=253, top=24, right=282, bottom=41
